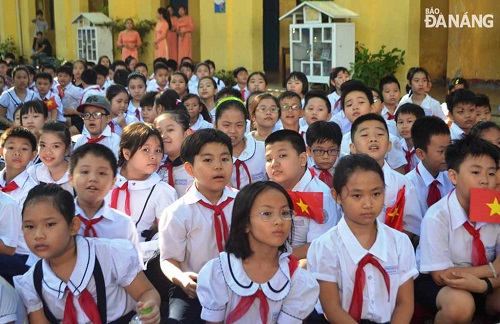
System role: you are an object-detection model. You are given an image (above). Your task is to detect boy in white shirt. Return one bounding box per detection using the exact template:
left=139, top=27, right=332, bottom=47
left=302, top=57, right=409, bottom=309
left=146, top=62, right=169, bottom=93
left=79, top=69, right=104, bottom=105
left=379, top=75, right=401, bottom=121
left=56, top=65, right=83, bottom=133
left=33, top=72, right=64, bottom=122
left=447, top=88, right=478, bottom=140
left=231, top=66, right=249, bottom=101
left=395, top=103, right=425, bottom=174
left=416, top=136, right=500, bottom=322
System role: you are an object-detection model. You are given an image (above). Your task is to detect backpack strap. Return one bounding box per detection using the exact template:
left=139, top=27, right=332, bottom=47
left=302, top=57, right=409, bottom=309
left=33, top=256, right=108, bottom=323
left=288, top=255, right=299, bottom=278
left=33, top=260, right=59, bottom=323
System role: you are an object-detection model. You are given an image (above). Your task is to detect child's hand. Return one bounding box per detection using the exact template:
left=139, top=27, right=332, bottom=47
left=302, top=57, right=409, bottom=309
left=441, top=271, right=485, bottom=293
left=180, top=272, right=198, bottom=299
left=136, top=300, right=160, bottom=324
left=116, top=115, right=126, bottom=128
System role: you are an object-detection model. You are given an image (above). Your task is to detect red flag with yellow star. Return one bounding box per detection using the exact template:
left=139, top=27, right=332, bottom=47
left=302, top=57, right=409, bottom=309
left=43, top=97, right=58, bottom=111
left=287, top=191, right=324, bottom=224
left=470, top=188, right=500, bottom=224
left=385, top=185, right=405, bottom=231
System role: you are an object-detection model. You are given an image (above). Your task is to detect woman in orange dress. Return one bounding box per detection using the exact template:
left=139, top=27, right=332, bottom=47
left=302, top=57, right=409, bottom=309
left=117, top=19, right=142, bottom=61
left=166, top=5, right=178, bottom=63
left=154, top=8, right=170, bottom=59
left=177, top=5, right=194, bottom=60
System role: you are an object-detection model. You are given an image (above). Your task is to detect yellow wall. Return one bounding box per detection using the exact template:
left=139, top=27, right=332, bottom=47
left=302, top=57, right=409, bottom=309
left=196, top=0, right=263, bottom=71
left=0, top=1, right=22, bottom=57
left=53, top=0, right=89, bottom=61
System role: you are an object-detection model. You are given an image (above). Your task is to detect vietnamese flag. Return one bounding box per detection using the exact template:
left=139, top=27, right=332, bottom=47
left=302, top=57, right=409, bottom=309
left=470, top=188, right=500, bottom=224
left=43, top=96, right=58, bottom=111
left=287, top=191, right=324, bottom=224
left=385, top=185, right=405, bottom=231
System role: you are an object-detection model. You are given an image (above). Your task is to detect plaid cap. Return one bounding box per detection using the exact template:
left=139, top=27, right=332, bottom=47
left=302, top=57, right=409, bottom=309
left=76, top=95, right=110, bottom=114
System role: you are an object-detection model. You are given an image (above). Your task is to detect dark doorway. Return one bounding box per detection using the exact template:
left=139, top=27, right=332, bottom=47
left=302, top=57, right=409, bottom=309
left=263, top=0, right=279, bottom=72
left=169, top=0, right=188, bottom=16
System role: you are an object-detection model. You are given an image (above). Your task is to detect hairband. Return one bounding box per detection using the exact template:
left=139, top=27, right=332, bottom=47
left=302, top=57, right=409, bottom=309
left=216, top=96, right=245, bottom=110
left=127, top=71, right=146, bottom=79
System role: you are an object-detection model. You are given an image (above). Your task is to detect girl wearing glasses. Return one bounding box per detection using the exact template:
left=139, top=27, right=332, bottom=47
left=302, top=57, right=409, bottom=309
left=197, top=181, right=319, bottom=324
left=248, top=93, right=280, bottom=142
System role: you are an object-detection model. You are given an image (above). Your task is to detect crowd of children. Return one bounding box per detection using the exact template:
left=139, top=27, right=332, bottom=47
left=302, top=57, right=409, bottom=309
left=0, top=51, right=499, bottom=324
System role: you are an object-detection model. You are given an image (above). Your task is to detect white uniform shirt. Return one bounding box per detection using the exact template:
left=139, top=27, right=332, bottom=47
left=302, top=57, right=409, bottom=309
left=157, top=156, right=194, bottom=198
left=307, top=218, right=418, bottom=322
left=232, top=85, right=250, bottom=102
left=0, top=191, right=29, bottom=255
left=340, top=132, right=407, bottom=169
left=231, top=134, right=267, bottom=189
left=327, top=91, right=342, bottom=115
left=159, top=185, right=238, bottom=273
left=79, top=85, right=105, bottom=105
left=418, top=190, right=500, bottom=273
left=127, top=101, right=143, bottom=122
left=108, top=114, right=140, bottom=136
left=398, top=94, right=446, bottom=120
left=449, top=122, right=465, bottom=141
left=290, top=169, right=341, bottom=248
left=14, top=236, right=142, bottom=322
left=146, top=80, right=168, bottom=93
left=198, top=252, right=319, bottom=324
left=378, top=163, right=422, bottom=235
left=190, top=114, right=213, bottom=131
left=59, top=83, right=83, bottom=110
left=188, top=82, right=198, bottom=96
left=27, top=163, right=73, bottom=196
left=74, top=125, right=121, bottom=160
left=112, top=171, right=177, bottom=243
left=400, top=139, right=419, bottom=172
left=381, top=106, right=396, bottom=120
left=406, top=161, right=454, bottom=217
left=34, top=90, right=65, bottom=122
left=0, top=88, right=36, bottom=121
left=0, top=275, right=26, bottom=324
left=0, top=169, right=37, bottom=206
left=330, top=110, right=352, bottom=135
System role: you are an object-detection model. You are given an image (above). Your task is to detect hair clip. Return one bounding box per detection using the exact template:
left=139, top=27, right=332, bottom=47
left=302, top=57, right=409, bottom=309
left=216, top=96, right=245, bottom=109
left=176, top=99, right=181, bottom=105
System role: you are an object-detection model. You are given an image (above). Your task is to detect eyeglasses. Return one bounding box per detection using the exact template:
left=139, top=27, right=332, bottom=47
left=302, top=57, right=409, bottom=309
left=373, top=96, right=380, bottom=103
left=311, top=148, right=340, bottom=156
left=252, top=209, right=295, bottom=222
left=256, top=106, right=280, bottom=113
left=81, top=112, right=106, bottom=120
left=281, top=104, right=301, bottom=111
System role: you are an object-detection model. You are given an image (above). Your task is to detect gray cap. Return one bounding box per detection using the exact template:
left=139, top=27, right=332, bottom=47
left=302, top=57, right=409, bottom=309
left=77, top=95, right=110, bottom=114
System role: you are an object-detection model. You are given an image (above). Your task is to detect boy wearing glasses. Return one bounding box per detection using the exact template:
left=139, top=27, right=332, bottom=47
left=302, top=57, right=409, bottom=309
left=73, top=95, right=120, bottom=159
left=278, top=91, right=303, bottom=133
left=306, top=121, right=342, bottom=189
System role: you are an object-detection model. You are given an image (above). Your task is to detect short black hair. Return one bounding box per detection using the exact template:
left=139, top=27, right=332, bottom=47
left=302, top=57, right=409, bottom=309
left=118, top=123, right=163, bottom=167
left=56, top=65, right=73, bottom=77
left=113, top=69, right=130, bottom=87
left=285, top=72, right=309, bottom=96
left=225, top=181, right=294, bottom=259
left=445, top=135, right=500, bottom=172
left=216, top=87, right=241, bottom=101
left=340, top=80, right=373, bottom=111
left=306, top=121, right=342, bottom=147
left=23, top=184, right=75, bottom=225
left=448, top=77, right=469, bottom=92
left=166, top=59, right=178, bottom=71
left=93, top=64, right=109, bottom=77
left=155, top=89, right=180, bottom=112
left=329, top=67, right=349, bottom=92
left=470, top=121, right=500, bottom=139
left=180, top=128, right=233, bottom=165
left=412, top=116, right=450, bottom=152
left=69, top=143, right=118, bottom=177
left=370, top=87, right=383, bottom=103
left=179, top=61, right=194, bottom=72
left=41, top=64, right=55, bottom=73
left=81, top=69, right=97, bottom=85
left=154, top=62, right=169, bottom=74
left=233, top=66, right=248, bottom=78
left=134, top=62, right=148, bottom=73
left=214, top=97, right=248, bottom=122
left=446, top=88, right=476, bottom=115
left=394, top=103, right=425, bottom=122
left=379, top=75, right=400, bottom=92
left=34, top=72, right=53, bottom=85
left=278, top=90, right=301, bottom=103
left=333, top=154, right=385, bottom=196
left=20, top=100, right=48, bottom=120
left=475, top=94, right=491, bottom=110
left=265, top=129, right=306, bottom=155
left=0, top=126, right=37, bottom=151
left=304, top=90, right=331, bottom=113
left=140, top=92, right=157, bottom=108
left=110, top=60, right=126, bottom=71
left=350, top=113, right=388, bottom=143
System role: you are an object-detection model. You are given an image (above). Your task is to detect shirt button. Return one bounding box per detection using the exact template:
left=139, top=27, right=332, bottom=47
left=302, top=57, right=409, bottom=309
left=368, top=275, right=372, bottom=280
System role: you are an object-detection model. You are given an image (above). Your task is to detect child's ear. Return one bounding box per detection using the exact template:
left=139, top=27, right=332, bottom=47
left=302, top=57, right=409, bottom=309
left=306, top=146, right=313, bottom=157
left=326, top=112, right=332, bottom=121
left=448, top=168, right=458, bottom=186
left=331, top=188, right=342, bottom=205
left=370, top=103, right=376, bottom=113
left=299, top=152, right=308, bottom=166
left=156, top=104, right=165, bottom=114
left=68, top=173, right=74, bottom=187
left=349, top=142, right=357, bottom=154
left=386, top=140, right=392, bottom=153
left=31, top=150, right=37, bottom=161
left=122, top=148, right=132, bottom=161
left=70, top=216, right=81, bottom=236
left=415, top=147, right=426, bottom=161
left=184, top=161, right=194, bottom=177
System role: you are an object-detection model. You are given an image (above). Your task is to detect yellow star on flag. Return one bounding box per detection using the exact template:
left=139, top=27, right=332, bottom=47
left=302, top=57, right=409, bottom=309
left=296, top=198, right=310, bottom=215
left=387, top=207, right=399, bottom=218
left=46, top=99, right=53, bottom=106
left=486, top=198, right=500, bottom=217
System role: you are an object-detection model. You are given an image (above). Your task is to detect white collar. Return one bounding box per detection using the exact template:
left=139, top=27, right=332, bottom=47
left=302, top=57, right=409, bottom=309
left=33, top=163, right=70, bottom=185
left=447, top=190, right=485, bottom=230
left=82, top=124, right=112, bottom=138
left=183, top=184, right=237, bottom=205
left=0, top=168, right=29, bottom=187
left=219, top=251, right=292, bottom=301
left=235, top=135, right=257, bottom=162
left=338, top=217, right=388, bottom=264
left=115, top=169, right=162, bottom=190
left=75, top=199, right=115, bottom=221
left=291, top=169, right=313, bottom=191
left=416, top=161, right=446, bottom=187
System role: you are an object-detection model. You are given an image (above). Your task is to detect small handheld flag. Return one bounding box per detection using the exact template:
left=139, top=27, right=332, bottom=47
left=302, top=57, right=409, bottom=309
left=287, top=191, right=324, bottom=224
left=385, top=185, right=405, bottom=231
left=470, top=188, right=500, bottom=224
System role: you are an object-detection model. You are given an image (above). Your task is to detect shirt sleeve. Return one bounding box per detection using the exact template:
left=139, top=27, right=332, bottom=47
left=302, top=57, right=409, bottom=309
left=402, top=181, right=423, bottom=236
left=197, top=258, right=229, bottom=322
left=0, top=201, right=22, bottom=248
left=13, top=269, right=43, bottom=314
left=159, top=204, right=188, bottom=263
left=278, top=267, right=320, bottom=323
left=0, top=91, right=10, bottom=110
left=0, top=276, right=21, bottom=323
left=307, top=236, right=339, bottom=283
left=396, top=232, right=419, bottom=285
left=108, top=239, right=143, bottom=287
left=419, top=208, right=454, bottom=272
left=154, top=184, right=178, bottom=220
left=387, top=136, right=407, bottom=169
left=306, top=194, right=340, bottom=242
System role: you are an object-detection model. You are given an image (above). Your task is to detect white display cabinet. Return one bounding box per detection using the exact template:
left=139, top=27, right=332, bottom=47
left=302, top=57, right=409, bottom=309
left=280, top=1, right=358, bottom=85
left=72, top=13, right=113, bottom=64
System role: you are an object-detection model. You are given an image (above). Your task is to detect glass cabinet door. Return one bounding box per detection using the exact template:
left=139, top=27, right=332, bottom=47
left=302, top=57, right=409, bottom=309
left=292, top=27, right=311, bottom=75
left=312, top=27, right=333, bottom=77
